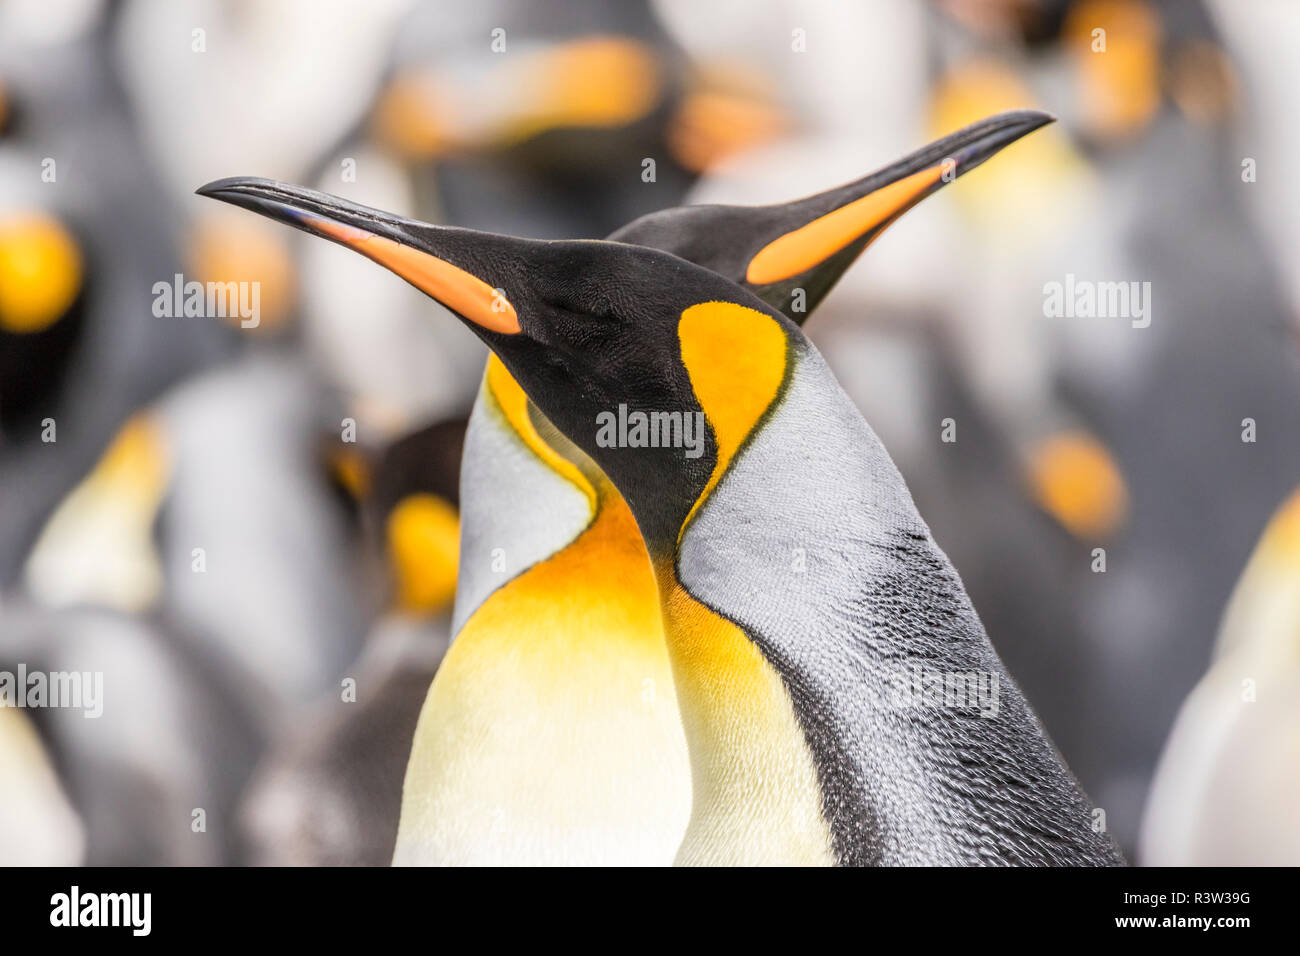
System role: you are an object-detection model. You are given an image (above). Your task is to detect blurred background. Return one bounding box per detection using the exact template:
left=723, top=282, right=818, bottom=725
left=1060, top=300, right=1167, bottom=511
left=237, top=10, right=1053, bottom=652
left=1, top=0, right=1297, bottom=866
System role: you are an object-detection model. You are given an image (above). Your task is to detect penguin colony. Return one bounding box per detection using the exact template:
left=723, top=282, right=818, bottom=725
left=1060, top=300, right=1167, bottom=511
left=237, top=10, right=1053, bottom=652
left=200, top=111, right=1124, bottom=866
left=5, top=0, right=1297, bottom=869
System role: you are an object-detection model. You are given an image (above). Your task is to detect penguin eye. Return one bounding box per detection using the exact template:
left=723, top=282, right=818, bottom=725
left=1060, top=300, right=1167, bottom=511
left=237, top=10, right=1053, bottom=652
left=540, top=277, right=614, bottom=319
left=564, top=313, right=623, bottom=354
left=585, top=291, right=617, bottom=321
left=541, top=350, right=569, bottom=375
left=530, top=290, right=620, bottom=352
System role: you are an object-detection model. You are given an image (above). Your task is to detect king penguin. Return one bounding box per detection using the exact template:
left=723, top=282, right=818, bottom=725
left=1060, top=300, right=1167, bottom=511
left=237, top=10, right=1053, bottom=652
left=397, top=111, right=1053, bottom=866
left=199, top=111, right=1121, bottom=865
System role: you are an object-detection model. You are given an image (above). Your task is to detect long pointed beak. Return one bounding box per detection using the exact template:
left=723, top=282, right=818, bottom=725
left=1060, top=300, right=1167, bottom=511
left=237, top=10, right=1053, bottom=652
left=195, top=178, right=521, bottom=334
left=742, top=109, right=1054, bottom=288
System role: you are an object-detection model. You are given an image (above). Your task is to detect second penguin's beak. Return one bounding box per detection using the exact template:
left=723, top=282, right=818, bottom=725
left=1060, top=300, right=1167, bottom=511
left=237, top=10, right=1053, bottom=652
left=740, top=109, right=1054, bottom=290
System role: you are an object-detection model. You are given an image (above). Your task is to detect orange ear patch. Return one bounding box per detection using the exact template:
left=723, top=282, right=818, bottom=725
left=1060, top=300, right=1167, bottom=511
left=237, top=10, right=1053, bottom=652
left=299, top=211, right=520, bottom=334
left=677, top=302, right=788, bottom=536
left=745, top=165, right=944, bottom=285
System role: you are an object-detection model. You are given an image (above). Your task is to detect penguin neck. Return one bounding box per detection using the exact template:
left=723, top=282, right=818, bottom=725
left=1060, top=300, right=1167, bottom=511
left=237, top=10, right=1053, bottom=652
left=402, top=369, right=692, bottom=863
left=647, top=346, right=1111, bottom=864
left=453, top=359, right=601, bottom=631
left=651, top=556, right=837, bottom=865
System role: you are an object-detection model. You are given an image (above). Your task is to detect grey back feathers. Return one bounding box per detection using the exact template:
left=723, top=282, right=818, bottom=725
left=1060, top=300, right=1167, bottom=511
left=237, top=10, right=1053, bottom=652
left=678, top=342, right=1123, bottom=865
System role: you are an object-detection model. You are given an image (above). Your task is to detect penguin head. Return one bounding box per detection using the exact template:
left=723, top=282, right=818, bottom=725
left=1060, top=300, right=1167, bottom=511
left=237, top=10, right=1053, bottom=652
left=197, top=176, right=759, bottom=549
left=609, top=109, right=1054, bottom=322
left=197, top=110, right=1051, bottom=551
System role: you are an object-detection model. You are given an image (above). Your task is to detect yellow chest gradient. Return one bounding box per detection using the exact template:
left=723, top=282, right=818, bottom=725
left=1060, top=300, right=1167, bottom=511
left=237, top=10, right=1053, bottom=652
left=660, top=571, right=835, bottom=865
left=666, top=301, right=835, bottom=866
left=393, top=362, right=690, bottom=866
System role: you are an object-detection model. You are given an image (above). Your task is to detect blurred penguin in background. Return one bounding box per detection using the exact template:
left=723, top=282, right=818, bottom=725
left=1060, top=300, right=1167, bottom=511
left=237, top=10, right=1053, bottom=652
left=43, top=0, right=440, bottom=725
left=0, top=597, right=262, bottom=864
left=0, top=0, right=234, bottom=585
left=0, top=2, right=285, bottom=863
left=0, top=705, right=84, bottom=865
left=1206, top=0, right=1300, bottom=326
left=915, top=0, right=1300, bottom=852
left=374, top=0, right=721, bottom=238
left=14, top=370, right=456, bottom=864
left=1141, top=487, right=1300, bottom=865
left=12, top=409, right=275, bottom=863
left=237, top=418, right=466, bottom=865
left=1050, top=0, right=1300, bottom=845
left=21, top=361, right=365, bottom=721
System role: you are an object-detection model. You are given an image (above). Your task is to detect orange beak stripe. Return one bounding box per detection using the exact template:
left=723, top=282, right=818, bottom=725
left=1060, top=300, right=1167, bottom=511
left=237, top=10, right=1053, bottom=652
left=303, top=213, right=520, bottom=334
left=745, top=164, right=946, bottom=285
